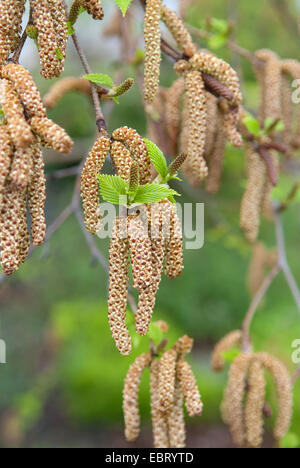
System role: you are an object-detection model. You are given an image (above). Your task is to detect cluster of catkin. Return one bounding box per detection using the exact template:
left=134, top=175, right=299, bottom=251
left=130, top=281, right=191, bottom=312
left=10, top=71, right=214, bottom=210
left=123, top=333, right=203, bottom=448
left=0, top=64, right=73, bottom=274
left=247, top=242, right=277, bottom=297
left=211, top=331, right=293, bottom=448
left=80, top=127, right=183, bottom=356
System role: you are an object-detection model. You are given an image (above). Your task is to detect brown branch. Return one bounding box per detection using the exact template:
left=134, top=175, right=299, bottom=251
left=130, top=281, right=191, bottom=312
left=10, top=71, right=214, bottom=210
left=202, top=73, right=234, bottom=101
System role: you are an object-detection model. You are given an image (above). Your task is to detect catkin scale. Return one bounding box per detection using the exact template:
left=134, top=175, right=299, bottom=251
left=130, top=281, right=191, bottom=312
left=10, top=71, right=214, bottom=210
left=108, top=217, right=132, bottom=356
left=81, top=135, right=110, bottom=234
left=144, top=0, right=162, bottom=104
left=244, top=360, right=266, bottom=448
left=123, top=352, right=151, bottom=441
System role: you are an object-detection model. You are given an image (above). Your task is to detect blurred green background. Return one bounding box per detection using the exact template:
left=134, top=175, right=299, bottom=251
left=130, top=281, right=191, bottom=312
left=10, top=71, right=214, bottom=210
left=0, top=0, right=300, bottom=448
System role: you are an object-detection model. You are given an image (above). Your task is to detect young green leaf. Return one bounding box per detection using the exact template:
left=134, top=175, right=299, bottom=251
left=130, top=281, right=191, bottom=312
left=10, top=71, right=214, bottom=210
left=144, top=138, right=168, bottom=179
left=208, top=33, right=227, bottom=50
left=83, top=73, right=114, bottom=89
left=243, top=114, right=261, bottom=137
left=97, top=175, right=129, bottom=205
left=210, top=17, right=229, bottom=34
left=114, top=0, right=134, bottom=16
left=56, top=48, right=64, bottom=60
left=280, top=433, right=300, bottom=449
left=133, top=184, right=180, bottom=204
left=148, top=323, right=165, bottom=345
left=221, top=348, right=241, bottom=364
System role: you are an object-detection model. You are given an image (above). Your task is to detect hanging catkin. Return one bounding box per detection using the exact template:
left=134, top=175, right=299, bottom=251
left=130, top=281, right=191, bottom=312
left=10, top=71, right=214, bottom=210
left=281, top=59, right=300, bottom=149
left=240, top=144, right=267, bottom=243
left=0, top=0, right=26, bottom=65
left=204, top=92, right=218, bottom=158
left=164, top=203, right=183, bottom=279
left=225, top=352, right=253, bottom=447
left=244, top=359, right=266, bottom=448
left=161, top=5, right=196, bottom=57
left=43, top=78, right=92, bottom=109
left=184, top=70, right=208, bottom=181
left=205, top=110, right=227, bottom=194
left=165, top=78, right=185, bottom=156
left=256, top=352, right=293, bottom=442
left=254, top=49, right=281, bottom=124
left=110, top=141, right=132, bottom=183
left=123, top=352, right=151, bottom=442
left=211, top=330, right=242, bottom=372
left=81, top=135, right=110, bottom=234
left=0, top=79, right=34, bottom=149
left=158, top=348, right=177, bottom=413
left=28, top=143, right=46, bottom=246
left=29, top=116, right=73, bottom=154
left=0, top=125, right=13, bottom=206
left=177, top=358, right=203, bottom=417
left=150, top=359, right=170, bottom=448
left=144, top=0, right=162, bottom=104
left=0, top=184, right=21, bottom=275
left=280, top=74, right=294, bottom=149
left=18, top=190, right=30, bottom=265
left=108, top=217, right=132, bottom=356
left=30, top=0, right=62, bottom=79
left=112, top=127, right=151, bottom=184
left=10, top=147, right=34, bottom=190
left=128, top=213, right=153, bottom=291
left=45, top=0, right=68, bottom=76
left=82, top=0, right=104, bottom=20
left=2, top=64, right=47, bottom=119
left=247, top=242, right=277, bottom=297
left=167, top=379, right=186, bottom=448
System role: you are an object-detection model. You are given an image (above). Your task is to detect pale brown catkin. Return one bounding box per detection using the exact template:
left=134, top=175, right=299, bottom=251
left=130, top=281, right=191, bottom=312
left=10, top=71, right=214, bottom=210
left=167, top=379, right=186, bottom=448
left=0, top=79, right=34, bottom=148
left=2, top=64, right=47, bottom=119
left=28, top=143, right=46, bottom=246
left=180, top=95, right=201, bottom=188
left=0, top=0, right=26, bottom=65
left=161, top=5, right=196, bottom=57
left=244, top=359, right=266, bottom=448
left=240, top=144, right=267, bottom=243
left=10, top=147, right=34, bottom=190
left=18, top=190, right=30, bottom=265
left=150, top=359, right=170, bottom=448
left=281, top=60, right=300, bottom=148
left=205, top=110, right=227, bottom=194
left=173, top=335, right=194, bottom=357
left=177, top=358, right=203, bottom=417
left=164, top=204, right=183, bottom=279
left=225, top=353, right=253, bottom=447
left=82, top=0, right=104, bottom=20
left=280, top=74, right=294, bottom=148
left=144, top=0, right=162, bottom=104
left=0, top=184, right=21, bottom=275
left=165, top=78, right=185, bottom=156
left=204, top=92, right=218, bottom=158
left=81, top=136, right=110, bottom=234
left=30, top=0, right=61, bottom=79
left=256, top=352, right=293, bottom=442
left=123, top=352, right=151, bottom=442
left=184, top=70, right=208, bottom=181
left=45, top=0, right=68, bottom=75
left=211, top=330, right=242, bottom=372
left=43, top=78, right=92, bottom=109
left=29, top=116, right=73, bottom=155
left=158, top=348, right=177, bottom=413
left=112, top=127, right=151, bottom=184
left=254, top=50, right=281, bottom=124
left=108, top=217, right=132, bottom=356
left=0, top=125, right=13, bottom=206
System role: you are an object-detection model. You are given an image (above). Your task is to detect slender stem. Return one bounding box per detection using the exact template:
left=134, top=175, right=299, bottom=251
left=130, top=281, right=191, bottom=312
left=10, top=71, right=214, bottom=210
left=242, top=265, right=280, bottom=352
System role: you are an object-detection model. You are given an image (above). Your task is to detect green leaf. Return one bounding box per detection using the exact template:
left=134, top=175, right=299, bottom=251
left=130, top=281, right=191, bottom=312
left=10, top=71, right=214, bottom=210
left=144, top=139, right=168, bottom=178
left=148, top=323, right=164, bottom=345
left=280, top=433, right=300, bottom=449
left=83, top=73, right=114, bottom=89
left=114, top=0, right=134, bottom=16
left=56, top=48, right=64, bottom=60
left=221, top=348, right=241, bottom=364
left=208, top=33, right=227, bottom=50
left=243, top=114, right=261, bottom=136
left=97, top=175, right=129, bottom=205
left=210, top=17, right=229, bottom=34
left=133, top=184, right=180, bottom=204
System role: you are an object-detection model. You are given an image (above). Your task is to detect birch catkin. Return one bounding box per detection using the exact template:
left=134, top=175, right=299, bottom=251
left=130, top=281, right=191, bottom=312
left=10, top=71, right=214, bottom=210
left=0, top=79, right=34, bottom=149
left=82, top=0, right=105, bottom=20
left=164, top=204, right=183, bottom=279
left=244, top=360, right=266, bottom=448
left=47, top=0, right=68, bottom=75
left=177, top=358, right=203, bottom=417
left=165, top=78, right=185, bottom=156
left=28, top=143, right=46, bottom=246
left=29, top=117, right=73, bottom=154
left=43, top=78, right=92, bottom=109
left=158, top=349, right=177, bottom=413
left=150, top=359, right=170, bottom=448
left=10, top=147, right=34, bottom=190
left=225, top=353, right=253, bottom=446
left=211, top=330, right=242, bottom=372
left=256, top=352, right=293, bottom=442
left=128, top=214, right=153, bottom=290
left=108, top=217, right=132, bottom=356
left=167, top=379, right=186, bottom=448
left=110, top=141, right=132, bottom=183
left=0, top=0, right=25, bottom=65
left=144, top=0, right=162, bottom=104
left=0, top=125, right=13, bottom=206
left=0, top=184, right=21, bottom=275
left=254, top=50, right=281, bottom=124
left=18, top=190, right=30, bottom=265
left=123, top=352, right=151, bottom=441
left=205, top=111, right=227, bottom=194
left=240, top=144, right=267, bottom=243
left=81, top=135, right=110, bottom=234
left=161, top=5, right=196, bottom=57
